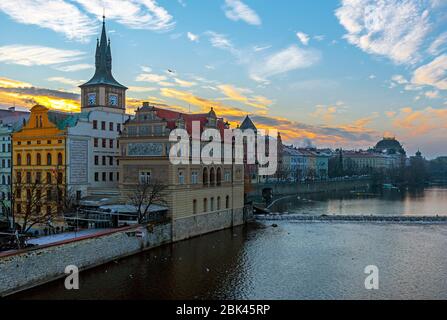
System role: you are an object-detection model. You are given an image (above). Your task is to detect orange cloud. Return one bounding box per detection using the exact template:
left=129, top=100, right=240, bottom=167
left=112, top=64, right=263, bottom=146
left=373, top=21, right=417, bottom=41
left=392, top=107, right=447, bottom=135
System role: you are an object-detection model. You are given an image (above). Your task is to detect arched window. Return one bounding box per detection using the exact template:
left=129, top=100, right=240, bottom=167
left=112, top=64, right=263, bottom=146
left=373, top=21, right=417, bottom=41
left=193, top=199, right=197, bottom=214
left=217, top=196, right=221, bottom=210
left=226, top=195, right=230, bottom=209
left=210, top=167, right=215, bottom=186
left=47, top=153, right=52, bottom=165
left=26, top=153, right=31, bottom=165
left=203, top=167, right=208, bottom=185
left=36, top=153, right=41, bottom=165
left=57, top=153, right=63, bottom=165
left=216, top=167, right=222, bottom=186
left=17, top=154, right=21, bottom=165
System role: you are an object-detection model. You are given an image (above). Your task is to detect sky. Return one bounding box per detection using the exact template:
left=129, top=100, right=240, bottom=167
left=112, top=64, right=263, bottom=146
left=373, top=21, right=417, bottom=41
left=0, top=0, right=446, bottom=158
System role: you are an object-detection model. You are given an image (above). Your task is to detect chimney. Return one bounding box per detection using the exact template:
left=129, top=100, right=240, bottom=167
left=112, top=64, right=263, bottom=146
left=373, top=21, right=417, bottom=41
left=142, top=102, right=149, bottom=107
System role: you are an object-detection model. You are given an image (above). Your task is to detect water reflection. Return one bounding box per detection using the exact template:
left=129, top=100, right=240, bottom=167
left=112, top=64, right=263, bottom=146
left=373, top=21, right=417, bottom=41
left=270, top=187, right=447, bottom=216
left=12, top=222, right=447, bottom=300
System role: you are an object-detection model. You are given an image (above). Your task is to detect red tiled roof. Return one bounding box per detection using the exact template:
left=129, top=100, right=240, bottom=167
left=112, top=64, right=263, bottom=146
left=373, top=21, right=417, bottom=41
left=153, top=107, right=227, bottom=135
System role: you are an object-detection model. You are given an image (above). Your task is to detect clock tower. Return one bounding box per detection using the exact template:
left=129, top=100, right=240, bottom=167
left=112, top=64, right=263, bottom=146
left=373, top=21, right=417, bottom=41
left=79, top=16, right=127, bottom=113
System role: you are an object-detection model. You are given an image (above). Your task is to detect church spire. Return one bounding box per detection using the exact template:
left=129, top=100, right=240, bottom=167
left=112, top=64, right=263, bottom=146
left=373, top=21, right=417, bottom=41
left=80, top=16, right=127, bottom=90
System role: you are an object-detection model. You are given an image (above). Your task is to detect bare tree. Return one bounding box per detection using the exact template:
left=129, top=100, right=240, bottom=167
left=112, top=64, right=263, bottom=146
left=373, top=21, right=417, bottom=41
left=127, top=179, right=168, bottom=224
left=11, top=177, right=76, bottom=236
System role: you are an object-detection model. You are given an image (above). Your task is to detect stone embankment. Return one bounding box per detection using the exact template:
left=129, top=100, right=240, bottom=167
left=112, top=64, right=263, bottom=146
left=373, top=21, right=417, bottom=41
left=255, top=214, right=447, bottom=223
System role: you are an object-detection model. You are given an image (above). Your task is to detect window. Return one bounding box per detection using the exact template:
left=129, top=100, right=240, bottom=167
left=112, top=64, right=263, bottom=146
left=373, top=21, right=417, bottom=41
left=16, top=204, right=21, bottom=214
left=109, top=139, right=113, bottom=148
left=217, top=197, right=221, bottom=210
left=26, top=153, right=31, bottom=165
left=94, top=172, right=99, bottom=181
left=117, top=123, right=121, bottom=132
left=16, top=154, right=21, bottom=165
left=109, top=172, right=114, bottom=181
left=57, top=172, right=63, bottom=184
left=226, top=196, right=230, bottom=209
left=210, top=167, right=215, bottom=186
left=36, top=172, right=41, bottom=184
left=94, top=138, right=98, bottom=147
left=203, top=198, right=208, bottom=213
left=193, top=199, right=197, bottom=214
left=210, top=197, right=214, bottom=211
left=109, top=122, right=114, bottom=131
left=7, top=175, right=10, bottom=185
left=117, top=172, right=119, bottom=181
left=26, top=189, right=31, bottom=200
left=47, top=189, right=52, bottom=201
left=7, top=159, right=10, bottom=168
left=1, top=159, right=4, bottom=168
left=1, top=144, right=4, bottom=152
left=47, top=153, right=52, bottom=165
left=225, top=171, right=231, bottom=182
left=93, top=120, right=98, bottom=129
left=46, top=172, right=51, bottom=184
left=191, top=171, right=198, bottom=184
left=101, top=121, right=106, bottom=130
left=57, top=153, right=63, bottom=165
left=117, top=140, right=120, bottom=148
left=216, top=168, right=222, bottom=186
left=94, top=156, right=99, bottom=165
left=102, top=156, right=106, bottom=166
left=102, top=172, right=106, bottom=181
left=36, top=153, right=41, bottom=165
left=139, top=171, right=151, bottom=184
left=47, top=140, right=51, bottom=144
left=203, top=168, right=208, bottom=185
left=26, top=172, right=31, bottom=183
left=76, top=190, right=82, bottom=201
left=16, top=188, right=21, bottom=198
left=17, top=171, right=22, bottom=183
left=102, top=139, right=106, bottom=148
left=109, top=157, right=113, bottom=166
left=178, top=170, right=185, bottom=185
left=1, top=175, right=4, bottom=185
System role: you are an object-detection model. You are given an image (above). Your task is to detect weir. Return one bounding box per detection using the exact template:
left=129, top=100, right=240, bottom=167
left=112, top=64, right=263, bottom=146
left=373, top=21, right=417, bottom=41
left=255, top=214, right=447, bottom=223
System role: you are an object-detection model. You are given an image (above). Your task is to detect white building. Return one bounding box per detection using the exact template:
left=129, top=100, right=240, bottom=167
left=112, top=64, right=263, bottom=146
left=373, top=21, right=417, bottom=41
left=69, top=17, right=131, bottom=201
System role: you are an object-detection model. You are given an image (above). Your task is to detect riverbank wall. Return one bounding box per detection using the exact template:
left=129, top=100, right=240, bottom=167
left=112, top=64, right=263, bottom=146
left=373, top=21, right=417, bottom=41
left=246, top=178, right=372, bottom=201
left=255, top=214, right=447, bottom=223
left=0, top=207, right=252, bottom=297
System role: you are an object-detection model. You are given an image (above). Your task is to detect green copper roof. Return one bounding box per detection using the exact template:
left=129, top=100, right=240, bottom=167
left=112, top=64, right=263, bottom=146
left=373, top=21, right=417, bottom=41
left=79, top=17, right=127, bottom=89
left=48, top=111, right=90, bottom=130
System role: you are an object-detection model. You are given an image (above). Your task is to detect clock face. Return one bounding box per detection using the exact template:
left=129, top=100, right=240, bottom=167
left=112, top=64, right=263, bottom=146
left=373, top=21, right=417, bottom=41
left=109, top=94, right=118, bottom=106
left=88, top=93, right=96, bottom=106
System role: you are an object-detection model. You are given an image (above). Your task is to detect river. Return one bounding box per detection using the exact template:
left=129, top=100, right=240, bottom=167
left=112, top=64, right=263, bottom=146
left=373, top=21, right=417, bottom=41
left=10, top=187, right=447, bottom=300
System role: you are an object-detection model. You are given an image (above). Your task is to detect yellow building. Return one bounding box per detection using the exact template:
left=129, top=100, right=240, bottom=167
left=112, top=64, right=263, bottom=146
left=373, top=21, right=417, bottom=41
left=12, top=105, right=68, bottom=234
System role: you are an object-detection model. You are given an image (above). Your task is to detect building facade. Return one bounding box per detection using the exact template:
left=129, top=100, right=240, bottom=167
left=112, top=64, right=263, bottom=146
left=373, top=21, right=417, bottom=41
left=0, top=108, right=30, bottom=220
left=11, top=105, right=69, bottom=232
left=119, top=102, right=245, bottom=241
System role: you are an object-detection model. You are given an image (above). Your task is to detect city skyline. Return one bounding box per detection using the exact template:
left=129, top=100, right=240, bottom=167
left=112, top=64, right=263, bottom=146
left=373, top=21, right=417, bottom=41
left=0, top=0, right=447, bottom=158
